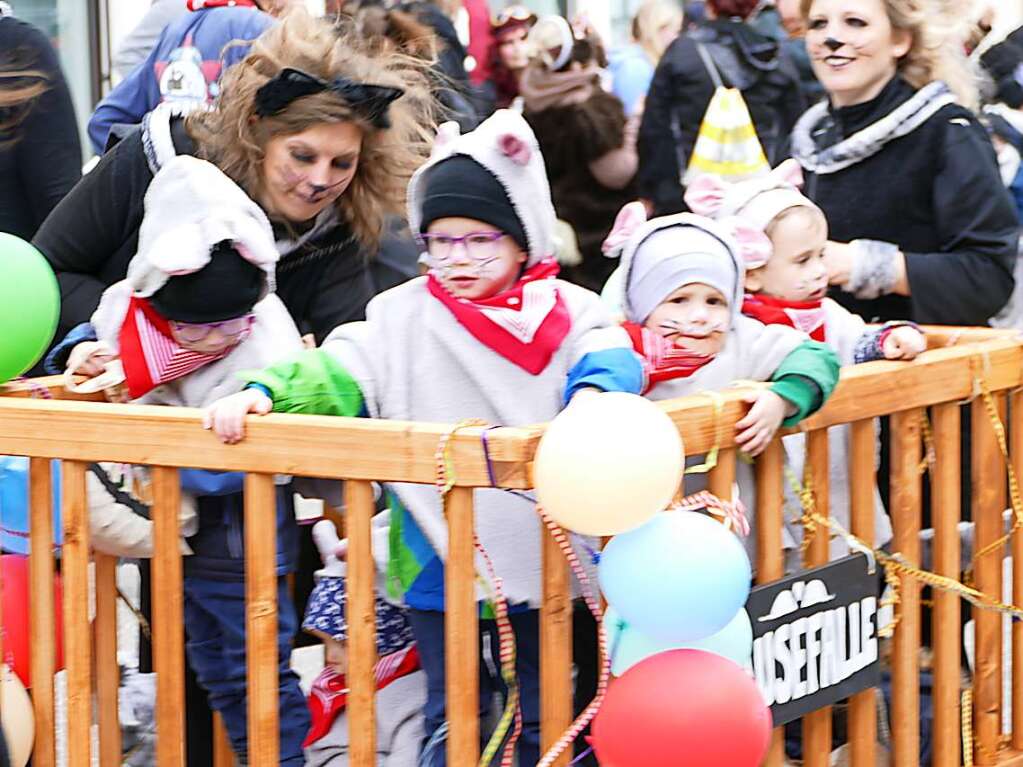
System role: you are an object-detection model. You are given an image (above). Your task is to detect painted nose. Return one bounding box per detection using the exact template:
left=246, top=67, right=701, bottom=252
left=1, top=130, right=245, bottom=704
left=824, top=37, right=844, bottom=52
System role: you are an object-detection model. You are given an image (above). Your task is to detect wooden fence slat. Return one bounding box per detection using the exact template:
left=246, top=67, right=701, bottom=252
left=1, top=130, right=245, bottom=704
left=245, top=473, right=279, bottom=766
left=848, top=420, right=878, bottom=767
left=708, top=447, right=737, bottom=504
left=932, top=403, right=962, bottom=767
left=445, top=486, right=479, bottom=766
left=803, top=429, right=831, bottom=767
left=973, top=395, right=1007, bottom=765
left=754, top=440, right=785, bottom=767
left=541, top=519, right=572, bottom=766
left=214, top=713, right=235, bottom=767
left=891, top=409, right=922, bottom=767
left=28, top=457, right=56, bottom=767
left=346, top=480, right=378, bottom=767
left=1013, top=390, right=1023, bottom=751
left=61, top=460, right=92, bottom=767
left=151, top=467, right=185, bottom=767
left=94, top=553, right=121, bottom=766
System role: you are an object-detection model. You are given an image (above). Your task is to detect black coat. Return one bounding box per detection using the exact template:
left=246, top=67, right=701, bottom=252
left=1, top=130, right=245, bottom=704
left=637, top=19, right=806, bottom=216
left=33, top=114, right=412, bottom=353
left=795, top=77, right=1018, bottom=326
left=0, top=16, right=82, bottom=241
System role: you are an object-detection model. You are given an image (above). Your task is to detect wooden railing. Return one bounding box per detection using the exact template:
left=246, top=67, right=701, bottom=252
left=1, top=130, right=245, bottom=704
left=2, top=325, right=1023, bottom=766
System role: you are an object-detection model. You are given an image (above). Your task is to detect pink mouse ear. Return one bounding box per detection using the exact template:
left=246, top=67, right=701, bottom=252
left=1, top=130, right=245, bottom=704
left=602, top=201, right=648, bottom=257
left=498, top=132, right=532, bottom=166
left=684, top=173, right=728, bottom=216
left=771, top=158, right=805, bottom=189
left=430, top=121, right=461, bottom=158
left=721, top=217, right=773, bottom=269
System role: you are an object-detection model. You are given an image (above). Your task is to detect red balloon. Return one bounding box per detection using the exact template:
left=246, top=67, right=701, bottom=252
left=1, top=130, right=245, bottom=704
left=2, top=554, right=64, bottom=687
left=592, top=648, right=771, bottom=767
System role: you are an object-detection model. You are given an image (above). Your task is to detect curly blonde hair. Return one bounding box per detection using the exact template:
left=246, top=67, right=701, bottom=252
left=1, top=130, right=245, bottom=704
left=186, top=8, right=437, bottom=246
left=800, top=0, right=979, bottom=109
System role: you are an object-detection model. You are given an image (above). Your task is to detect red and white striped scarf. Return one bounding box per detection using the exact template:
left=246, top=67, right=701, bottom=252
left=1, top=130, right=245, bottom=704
left=118, top=296, right=234, bottom=399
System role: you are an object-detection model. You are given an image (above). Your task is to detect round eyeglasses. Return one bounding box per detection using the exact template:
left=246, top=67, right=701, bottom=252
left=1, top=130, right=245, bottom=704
left=169, top=315, right=256, bottom=345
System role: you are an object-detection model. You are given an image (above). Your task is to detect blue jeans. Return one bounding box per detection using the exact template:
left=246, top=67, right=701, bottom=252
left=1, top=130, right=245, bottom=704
left=408, top=608, right=540, bottom=767
left=183, top=576, right=309, bottom=765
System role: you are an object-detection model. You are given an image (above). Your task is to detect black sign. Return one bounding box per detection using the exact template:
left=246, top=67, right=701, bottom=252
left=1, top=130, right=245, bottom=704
left=745, top=554, right=881, bottom=726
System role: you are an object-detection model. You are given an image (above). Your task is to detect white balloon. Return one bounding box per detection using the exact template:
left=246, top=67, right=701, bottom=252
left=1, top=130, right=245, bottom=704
left=533, top=392, right=684, bottom=535
left=2, top=665, right=33, bottom=767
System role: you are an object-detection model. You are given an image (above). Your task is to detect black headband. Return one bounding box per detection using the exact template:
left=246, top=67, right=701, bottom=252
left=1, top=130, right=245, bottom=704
left=254, top=67, right=405, bottom=129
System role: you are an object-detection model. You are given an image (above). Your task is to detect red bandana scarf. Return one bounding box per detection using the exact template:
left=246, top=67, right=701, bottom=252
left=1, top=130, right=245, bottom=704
left=623, top=322, right=715, bottom=394
left=426, top=258, right=571, bottom=375
left=119, top=296, right=234, bottom=399
left=304, top=644, right=421, bottom=746
left=741, top=293, right=826, bottom=341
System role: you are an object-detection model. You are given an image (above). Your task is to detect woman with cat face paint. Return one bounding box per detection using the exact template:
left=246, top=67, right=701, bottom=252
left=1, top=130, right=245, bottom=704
left=791, top=0, right=1017, bottom=326
left=34, top=8, right=436, bottom=358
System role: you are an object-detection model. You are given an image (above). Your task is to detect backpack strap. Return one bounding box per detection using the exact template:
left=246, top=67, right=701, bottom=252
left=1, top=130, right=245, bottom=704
left=695, top=43, right=725, bottom=90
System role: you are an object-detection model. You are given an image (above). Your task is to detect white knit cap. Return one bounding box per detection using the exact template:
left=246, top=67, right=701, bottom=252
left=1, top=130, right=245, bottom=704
left=407, top=110, right=557, bottom=267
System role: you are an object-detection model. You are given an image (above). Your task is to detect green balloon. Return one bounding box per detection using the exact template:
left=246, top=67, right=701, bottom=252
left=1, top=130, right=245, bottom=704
left=0, top=234, right=59, bottom=384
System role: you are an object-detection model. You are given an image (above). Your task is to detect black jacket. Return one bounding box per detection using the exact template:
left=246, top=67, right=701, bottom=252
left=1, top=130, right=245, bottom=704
left=637, top=19, right=806, bottom=215
left=0, top=16, right=82, bottom=241
left=33, top=110, right=410, bottom=353
left=793, top=76, right=1018, bottom=325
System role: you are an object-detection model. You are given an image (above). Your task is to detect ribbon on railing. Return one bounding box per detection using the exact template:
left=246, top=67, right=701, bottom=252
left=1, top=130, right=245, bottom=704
left=435, top=419, right=522, bottom=767
left=683, top=389, right=726, bottom=475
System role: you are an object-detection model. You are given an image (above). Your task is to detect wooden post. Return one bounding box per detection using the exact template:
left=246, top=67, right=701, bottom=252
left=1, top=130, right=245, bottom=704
left=708, top=447, right=737, bottom=503
left=973, top=395, right=1007, bottom=764
left=891, top=409, right=923, bottom=767
left=754, top=439, right=785, bottom=767
left=848, top=419, right=878, bottom=767
left=932, top=404, right=962, bottom=767
left=28, top=457, right=56, bottom=767
left=62, top=460, right=92, bottom=767
left=94, top=553, right=121, bottom=767
left=803, top=429, right=831, bottom=767
left=151, top=467, right=185, bottom=767
left=214, top=714, right=235, bottom=767
left=541, top=519, right=572, bottom=766
left=346, top=480, right=378, bottom=767
left=245, top=473, right=280, bottom=766
left=1013, top=390, right=1023, bottom=752
left=445, top=486, right=479, bottom=766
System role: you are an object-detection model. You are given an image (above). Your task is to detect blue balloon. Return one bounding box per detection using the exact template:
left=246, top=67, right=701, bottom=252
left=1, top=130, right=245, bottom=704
left=0, top=456, right=62, bottom=555
left=599, top=510, right=751, bottom=642
left=604, top=604, right=753, bottom=676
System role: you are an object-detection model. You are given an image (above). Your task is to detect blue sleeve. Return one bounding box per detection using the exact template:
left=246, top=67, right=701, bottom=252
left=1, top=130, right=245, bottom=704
left=179, top=469, right=246, bottom=496
left=612, top=57, right=654, bottom=117
left=563, top=348, right=644, bottom=404
left=87, top=49, right=163, bottom=154
left=44, top=322, right=97, bottom=375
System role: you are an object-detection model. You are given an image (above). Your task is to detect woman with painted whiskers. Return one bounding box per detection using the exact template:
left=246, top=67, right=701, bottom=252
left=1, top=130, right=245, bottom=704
left=791, top=0, right=1018, bottom=327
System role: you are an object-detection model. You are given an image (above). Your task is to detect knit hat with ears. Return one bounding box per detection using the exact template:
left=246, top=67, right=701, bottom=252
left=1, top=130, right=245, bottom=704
left=685, top=159, right=824, bottom=270
left=407, top=109, right=557, bottom=267
left=603, top=203, right=745, bottom=327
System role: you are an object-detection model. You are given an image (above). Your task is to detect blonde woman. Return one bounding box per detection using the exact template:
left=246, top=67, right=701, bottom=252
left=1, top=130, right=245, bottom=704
left=610, top=0, right=683, bottom=116
left=791, top=0, right=1016, bottom=326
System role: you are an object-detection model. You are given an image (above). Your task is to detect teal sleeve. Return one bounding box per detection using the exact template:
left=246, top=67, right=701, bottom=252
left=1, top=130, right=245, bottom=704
left=769, top=341, right=840, bottom=426
left=240, top=349, right=365, bottom=418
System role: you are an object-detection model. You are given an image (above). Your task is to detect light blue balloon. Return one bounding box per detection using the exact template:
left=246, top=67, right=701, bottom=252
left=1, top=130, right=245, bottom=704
left=0, top=456, right=62, bottom=555
left=604, top=604, right=753, bottom=676
left=599, top=509, right=751, bottom=641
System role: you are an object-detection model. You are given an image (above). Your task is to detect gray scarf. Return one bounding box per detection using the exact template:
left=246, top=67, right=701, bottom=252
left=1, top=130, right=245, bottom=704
left=790, top=80, right=957, bottom=175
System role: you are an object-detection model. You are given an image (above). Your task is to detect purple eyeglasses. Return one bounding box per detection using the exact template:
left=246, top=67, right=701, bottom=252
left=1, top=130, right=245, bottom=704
left=169, top=315, right=256, bottom=345
left=415, top=231, right=508, bottom=264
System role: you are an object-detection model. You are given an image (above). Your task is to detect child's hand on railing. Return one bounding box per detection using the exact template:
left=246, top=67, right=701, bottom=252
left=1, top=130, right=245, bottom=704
left=202, top=388, right=273, bottom=444
left=882, top=325, right=927, bottom=361
left=734, top=389, right=793, bottom=457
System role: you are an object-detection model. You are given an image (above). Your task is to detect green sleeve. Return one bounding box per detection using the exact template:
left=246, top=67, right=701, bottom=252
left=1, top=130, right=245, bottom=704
left=769, top=341, right=840, bottom=426
left=240, top=349, right=365, bottom=417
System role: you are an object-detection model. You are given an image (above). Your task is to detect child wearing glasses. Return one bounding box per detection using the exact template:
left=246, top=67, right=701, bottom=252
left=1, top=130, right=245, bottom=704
left=203, top=109, right=644, bottom=766
left=63, top=154, right=311, bottom=763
